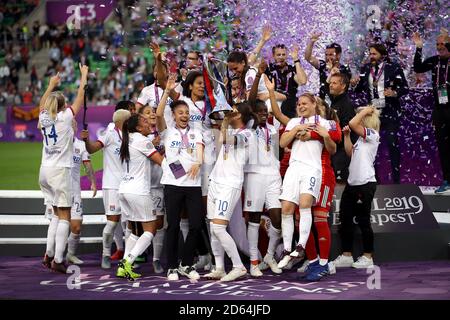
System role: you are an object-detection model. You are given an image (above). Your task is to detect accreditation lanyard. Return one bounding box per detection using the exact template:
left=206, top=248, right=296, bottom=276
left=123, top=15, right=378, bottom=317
left=193, top=100, right=206, bottom=119
left=370, top=62, right=384, bottom=87
left=436, top=60, right=449, bottom=87
left=260, top=125, right=271, bottom=152
left=300, top=115, right=319, bottom=125
left=224, top=126, right=245, bottom=160
left=176, top=126, right=192, bottom=155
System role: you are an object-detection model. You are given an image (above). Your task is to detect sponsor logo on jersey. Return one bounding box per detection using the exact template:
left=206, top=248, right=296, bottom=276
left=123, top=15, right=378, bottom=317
left=247, top=200, right=252, bottom=207
left=109, top=205, right=115, bottom=212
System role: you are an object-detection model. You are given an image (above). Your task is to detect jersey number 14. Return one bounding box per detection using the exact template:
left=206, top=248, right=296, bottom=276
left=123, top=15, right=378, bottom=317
left=42, top=125, right=58, bottom=145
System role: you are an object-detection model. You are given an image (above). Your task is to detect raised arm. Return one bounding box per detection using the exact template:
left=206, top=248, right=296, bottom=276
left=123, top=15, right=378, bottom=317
left=412, top=32, right=432, bottom=73
left=248, top=25, right=272, bottom=66
left=349, top=107, right=374, bottom=138
left=263, top=74, right=290, bottom=126
left=342, top=125, right=353, bottom=157
left=304, top=32, right=321, bottom=70
left=39, top=73, right=61, bottom=111
left=290, top=45, right=307, bottom=85
left=156, top=74, right=177, bottom=132
left=70, top=64, right=89, bottom=115
left=249, top=59, right=267, bottom=105
left=150, top=42, right=168, bottom=89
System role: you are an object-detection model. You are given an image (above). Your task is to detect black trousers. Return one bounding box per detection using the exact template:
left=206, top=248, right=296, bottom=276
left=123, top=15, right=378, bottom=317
left=164, top=185, right=203, bottom=269
left=379, top=111, right=401, bottom=183
left=432, top=106, right=450, bottom=182
left=338, top=182, right=377, bottom=254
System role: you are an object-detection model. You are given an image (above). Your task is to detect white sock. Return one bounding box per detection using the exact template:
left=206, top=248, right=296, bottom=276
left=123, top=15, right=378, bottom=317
left=212, top=223, right=244, bottom=269
left=319, top=258, right=328, bottom=266
left=54, top=220, right=70, bottom=263
left=127, top=231, right=154, bottom=264
left=298, top=208, right=312, bottom=248
left=281, top=214, right=294, bottom=251
left=113, top=222, right=124, bottom=251
left=124, top=233, right=139, bottom=259
left=153, top=228, right=165, bottom=261
left=180, top=218, right=189, bottom=242
left=310, top=257, right=319, bottom=264
left=67, top=232, right=80, bottom=256
left=247, top=222, right=260, bottom=262
left=102, top=220, right=118, bottom=257
left=267, top=225, right=281, bottom=257
left=210, top=223, right=224, bottom=271
left=45, top=214, right=59, bottom=257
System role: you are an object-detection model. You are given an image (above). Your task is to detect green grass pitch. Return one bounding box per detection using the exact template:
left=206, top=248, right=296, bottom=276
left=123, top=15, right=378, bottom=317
left=0, top=142, right=103, bottom=190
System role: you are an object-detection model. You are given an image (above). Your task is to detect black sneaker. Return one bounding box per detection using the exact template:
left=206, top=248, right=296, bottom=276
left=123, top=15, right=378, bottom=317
left=42, top=254, right=53, bottom=269
left=51, top=260, right=67, bottom=274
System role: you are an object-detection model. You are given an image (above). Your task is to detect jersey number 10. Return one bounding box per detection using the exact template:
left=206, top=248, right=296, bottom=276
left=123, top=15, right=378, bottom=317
left=42, top=125, right=58, bottom=145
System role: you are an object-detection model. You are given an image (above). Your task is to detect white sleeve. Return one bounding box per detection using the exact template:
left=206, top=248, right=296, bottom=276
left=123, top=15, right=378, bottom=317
left=137, top=87, right=152, bottom=106
left=97, top=130, right=110, bottom=148
left=364, top=127, right=379, bottom=143
left=235, top=129, right=251, bottom=147
left=81, top=145, right=91, bottom=162
left=136, top=138, right=158, bottom=158
left=285, top=119, right=297, bottom=132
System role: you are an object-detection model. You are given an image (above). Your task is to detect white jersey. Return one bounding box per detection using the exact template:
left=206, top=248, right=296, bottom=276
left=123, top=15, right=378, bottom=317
left=118, top=132, right=158, bottom=195
left=210, top=127, right=253, bottom=189
left=97, top=126, right=123, bottom=189
left=160, top=125, right=204, bottom=187
left=245, top=123, right=280, bottom=175
left=179, top=95, right=212, bottom=133
left=137, top=83, right=174, bottom=127
left=149, top=131, right=164, bottom=188
left=285, top=115, right=332, bottom=171
left=245, top=67, right=268, bottom=94
left=39, top=107, right=74, bottom=168
left=348, top=127, right=380, bottom=186
left=71, top=138, right=90, bottom=194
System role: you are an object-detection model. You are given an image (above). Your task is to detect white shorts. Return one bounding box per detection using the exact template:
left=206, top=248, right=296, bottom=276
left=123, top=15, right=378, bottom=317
left=244, top=173, right=282, bottom=211
left=201, top=164, right=214, bottom=197
left=71, top=192, right=83, bottom=220
left=150, top=187, right=165, bottom=216
left=44, top=203, right=55, bottom=220
left=207, top=181, right=242, bottom=221
left=279, top=162, right=322, bottom=205
left=119, top=193, right=157, bottom=222
left=103, top=188, right=121, bottom=216
left=39, top=166, right=72, bottom=208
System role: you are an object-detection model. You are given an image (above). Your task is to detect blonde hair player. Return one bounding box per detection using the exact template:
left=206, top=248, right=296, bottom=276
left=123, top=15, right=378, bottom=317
left=277, top=92, right=334, bottom=270
left=332, top=106, right=380, bottom=269
left=80, top=109, right=131, bottom=269
left=40, top=64, right=89, bottom=273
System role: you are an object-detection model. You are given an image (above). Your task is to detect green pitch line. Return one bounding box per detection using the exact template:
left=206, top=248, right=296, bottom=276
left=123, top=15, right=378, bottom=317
left=0, top=142, right=103, bottom=190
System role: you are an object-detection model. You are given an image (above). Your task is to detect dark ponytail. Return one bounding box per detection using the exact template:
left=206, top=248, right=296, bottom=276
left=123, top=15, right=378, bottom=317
left=120, top=114, right=140, bottom=163
left=227, top=51, right=250, bottom=94
left=235, top=102, right=259, bottom=129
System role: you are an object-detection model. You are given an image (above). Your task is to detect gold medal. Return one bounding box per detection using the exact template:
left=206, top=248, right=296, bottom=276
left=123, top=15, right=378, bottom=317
left=266, top=145, right=270, bottom=152
left=187, top=147, right=193, bottom=154
left=373, top=81, right=378, bottom=87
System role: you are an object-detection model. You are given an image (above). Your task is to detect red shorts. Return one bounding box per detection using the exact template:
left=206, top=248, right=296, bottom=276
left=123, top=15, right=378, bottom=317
left=313, top=168, right=335, bottom=213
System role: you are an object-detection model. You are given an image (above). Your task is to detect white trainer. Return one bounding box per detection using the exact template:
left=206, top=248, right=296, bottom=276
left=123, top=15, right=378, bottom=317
left=204, top=268, right=226, bottom=280
left=250, top=264, right=263, bottom=277
left=220, top=267, right=247, bottom=282
left=328, top=261, right=336, bottom=274
left=352, top=256, right=374, bottom=269
left=297, top=260, right=310, bottom=273
left=66, top=253, right=84, bottom=265
left=277, top=250, right=292, bottom=269
left=263, top=254, right=282, bottom=274
left=167, top=268, right=179, bottom=281
left=178, top=265, right=200, bottom=280
left=332, top=255, right=354, bottom=268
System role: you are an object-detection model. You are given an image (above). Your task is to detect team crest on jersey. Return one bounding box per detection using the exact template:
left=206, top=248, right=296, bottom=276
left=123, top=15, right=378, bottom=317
left=247, top=200, right=252, bottom=207
left=189, top=134, right=195, bottom=139
left=75, top=148, right=80, bottom=154
left=146, top=142, right=153, bottom=150
left=110, top=205, right=115, bottom=212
